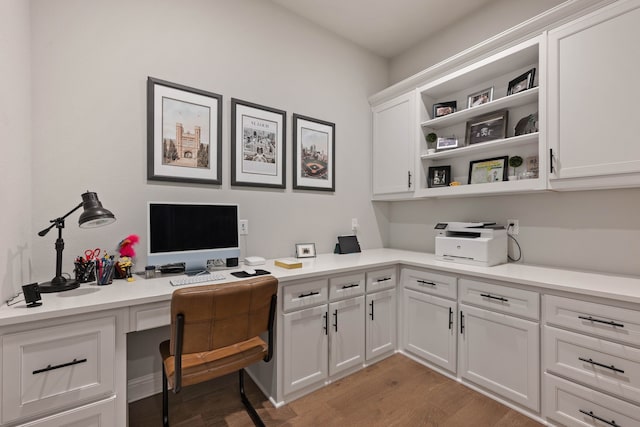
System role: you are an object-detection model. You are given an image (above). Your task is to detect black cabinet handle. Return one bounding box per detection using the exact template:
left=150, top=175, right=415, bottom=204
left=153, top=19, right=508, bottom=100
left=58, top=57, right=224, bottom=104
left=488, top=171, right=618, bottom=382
left=549, top=148, right=555, bottom=174
left=408, top=171, right=412, bottom=188
left=341, top=283, right=359, bottom=289
left=578, top=315, right=624, bottom=328
left=323, top=312, right=328, bottom=335
left=460, top=311, right=465, bottom=334
left=449, top=307, right=453, bottom=330
left=480, top=293, right=508, bottom=302
left=333, top=309, right=338, bottom=332
left=33, top=358, right=87, bottom=375
left=578, top=357, right=625, bottom=374
left=417, top=280, right=436, bottom=286
left=376, top=277, right=391, bottom=283
left=579, top=410, right=620, bottom=427
left=370, top=300, right=375, bottom=320
left=298, top=291, right=320, bottom=298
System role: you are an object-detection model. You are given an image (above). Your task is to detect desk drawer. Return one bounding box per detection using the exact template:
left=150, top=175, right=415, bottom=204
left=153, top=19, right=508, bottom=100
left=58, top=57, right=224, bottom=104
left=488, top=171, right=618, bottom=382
left=329, top=272, right=364, bottom=301
left=282, top=278, right=328, bottom=312
left=544, top=373, right=640, bottom=427
left=366, top=268, right=396, bottom=293
left=544, top=295, right=640, bottom=347
left=402, top=268, right=456, bottom=299
left=130, top=301, right=170, bottom=331
left=1, top=316, right=116, bottom=424
left=544, top=325, right=640, bottom=404
left=18, top=396, right=116, bottom=427
left=459, top=278, right=539, bottom=320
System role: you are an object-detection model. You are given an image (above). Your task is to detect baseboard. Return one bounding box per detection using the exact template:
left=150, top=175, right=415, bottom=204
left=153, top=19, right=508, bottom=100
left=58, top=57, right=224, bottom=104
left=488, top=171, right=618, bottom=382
left=128, top=372, right=163, bottom=403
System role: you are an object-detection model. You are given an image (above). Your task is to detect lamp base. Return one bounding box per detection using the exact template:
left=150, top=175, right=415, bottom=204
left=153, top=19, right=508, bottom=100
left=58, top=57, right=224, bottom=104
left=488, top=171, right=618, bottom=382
left=38, top=279, right=80, bottom=293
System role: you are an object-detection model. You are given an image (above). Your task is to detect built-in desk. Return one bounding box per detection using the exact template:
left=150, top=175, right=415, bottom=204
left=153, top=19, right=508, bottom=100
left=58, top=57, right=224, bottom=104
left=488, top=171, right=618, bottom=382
left=2, top=248, right=640, bottom=426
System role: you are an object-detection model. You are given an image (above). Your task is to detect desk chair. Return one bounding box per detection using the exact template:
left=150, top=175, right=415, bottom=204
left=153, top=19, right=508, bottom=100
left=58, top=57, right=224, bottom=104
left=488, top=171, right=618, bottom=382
left=159, top=276, right=278, bottom=427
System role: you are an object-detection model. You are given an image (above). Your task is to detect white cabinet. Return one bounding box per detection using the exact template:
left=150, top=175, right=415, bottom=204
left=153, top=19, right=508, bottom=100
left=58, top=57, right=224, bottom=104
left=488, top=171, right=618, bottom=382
left=366, top=288, right=396, bottom=361
left=372, top=91, right=416, bottom=197
left=548, top=0, right=640, bottom=190
left=329, top=296, right=365, bottom=376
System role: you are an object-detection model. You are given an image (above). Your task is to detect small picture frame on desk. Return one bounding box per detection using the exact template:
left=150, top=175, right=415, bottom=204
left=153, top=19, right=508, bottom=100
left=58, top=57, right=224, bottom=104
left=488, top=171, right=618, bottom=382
left=507, top=68, right=536, bottom=95
left=432, top=101, right=457, bottom=118
left=295, top=243, right=316, bottom=258
left=428, top=165, right=451, bottom=188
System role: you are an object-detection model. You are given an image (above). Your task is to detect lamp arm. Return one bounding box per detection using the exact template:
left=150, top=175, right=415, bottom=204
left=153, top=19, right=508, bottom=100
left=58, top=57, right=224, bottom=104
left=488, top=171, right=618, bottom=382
left=37, top=202, right=84, bottom=236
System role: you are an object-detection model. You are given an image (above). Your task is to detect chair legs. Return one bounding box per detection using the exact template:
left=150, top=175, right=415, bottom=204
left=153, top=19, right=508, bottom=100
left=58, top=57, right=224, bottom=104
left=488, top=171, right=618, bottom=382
left=239, top=369, right=265, bottom=427
left=162, top=366, right=169, bottom=427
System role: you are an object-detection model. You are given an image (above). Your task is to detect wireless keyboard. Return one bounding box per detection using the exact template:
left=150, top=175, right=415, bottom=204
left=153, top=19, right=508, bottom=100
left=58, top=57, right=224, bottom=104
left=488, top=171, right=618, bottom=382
left=170, top=272, right=226, bottom=286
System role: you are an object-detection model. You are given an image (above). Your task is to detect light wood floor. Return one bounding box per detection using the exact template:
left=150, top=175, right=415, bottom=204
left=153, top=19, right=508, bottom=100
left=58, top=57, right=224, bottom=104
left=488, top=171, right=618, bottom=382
left=129, top=354, right=542, bottom=426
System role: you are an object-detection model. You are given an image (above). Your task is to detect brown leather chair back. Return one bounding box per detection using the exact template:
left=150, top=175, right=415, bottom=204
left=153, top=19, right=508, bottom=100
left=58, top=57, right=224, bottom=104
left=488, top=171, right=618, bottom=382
left=169, top=275, right=278, bottom=355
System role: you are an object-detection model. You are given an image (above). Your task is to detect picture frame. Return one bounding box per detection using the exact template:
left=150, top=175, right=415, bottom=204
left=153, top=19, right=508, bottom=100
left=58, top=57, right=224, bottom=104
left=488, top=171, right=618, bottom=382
left=295, top=243, right=316, bottom=258
left=507, top=68, right=536, bottom=95
left=466, top=109, right=509, bottom=145
left=468, top=156, right=509, bottom=184
left=231, top=98, right=286, bottom=188
left=293, top=114, right=335, bottom=191
left=428, top=165, right=451, bottom=188
left=432, top=101, right=457, bottom=118
left=436, top=137, right=459, bottom=151
left=147, top=77, right=222, bottom=184
left=467, top=87, right=493, bottom=108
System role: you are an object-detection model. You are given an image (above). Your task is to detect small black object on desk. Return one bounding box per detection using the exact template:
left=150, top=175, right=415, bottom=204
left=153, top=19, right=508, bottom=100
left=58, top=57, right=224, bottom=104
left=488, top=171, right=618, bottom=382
left=231, top=269, right=271, bottom=278
left=22, top=283, right=42, bottom=308
left=335, top=235, right=361, bottom=254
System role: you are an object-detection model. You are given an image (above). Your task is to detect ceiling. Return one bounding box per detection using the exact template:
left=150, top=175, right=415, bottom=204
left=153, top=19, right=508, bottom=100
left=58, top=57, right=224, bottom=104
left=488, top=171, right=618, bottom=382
left=270, top=0, right=497, bottom=58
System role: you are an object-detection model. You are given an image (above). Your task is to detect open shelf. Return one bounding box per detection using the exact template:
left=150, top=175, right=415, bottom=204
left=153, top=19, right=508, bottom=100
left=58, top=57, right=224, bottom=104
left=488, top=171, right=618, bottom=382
left=415, top=176, right=546, bottom=198
left=420, top=133, right=538, bottom=160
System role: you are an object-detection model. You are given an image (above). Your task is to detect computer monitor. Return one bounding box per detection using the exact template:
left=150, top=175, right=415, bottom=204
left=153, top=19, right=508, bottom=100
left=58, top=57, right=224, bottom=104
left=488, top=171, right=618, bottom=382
left=147, top=202, right=240, bottom=272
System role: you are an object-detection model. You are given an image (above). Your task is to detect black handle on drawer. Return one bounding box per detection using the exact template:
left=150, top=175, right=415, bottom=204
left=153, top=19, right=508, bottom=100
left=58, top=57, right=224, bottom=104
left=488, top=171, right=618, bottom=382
left=578, top=315, right=624, bottom=328
left=333, top=309, right=338, bottom=332
left=480, top=293, right=508, bottom=302
left=377, top=277, right=391, bottom=283
left=341, top=283, right=359, bottom=289
left=578, top=357, right=625, bottom=374
left=579, top=410, right=620, bottom=427
left=298, top=291, right=320, bottom=298
left=33, top=358, right=87, bottom=375
left=550, top=148, right=555, bottom=174
left=323, top=312, right=328, bottom=335
left=370, top=300, right=375, bottom=320
left=449, top=307, right=453, bottom=330
left=417, top=280, right=436, bottom=286
left=460, top=311, right=465, bottom=334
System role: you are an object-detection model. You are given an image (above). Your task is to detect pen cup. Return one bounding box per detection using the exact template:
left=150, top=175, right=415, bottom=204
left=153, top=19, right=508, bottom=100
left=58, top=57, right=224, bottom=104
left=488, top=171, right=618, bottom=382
left=96, top=259, right=115, bottom=285
left=74, top=260, right=96, bottom=283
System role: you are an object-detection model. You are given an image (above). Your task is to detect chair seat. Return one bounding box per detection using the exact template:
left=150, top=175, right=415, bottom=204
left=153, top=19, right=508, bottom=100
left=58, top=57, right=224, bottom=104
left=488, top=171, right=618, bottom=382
left=160, top=336, right=268, bottom=389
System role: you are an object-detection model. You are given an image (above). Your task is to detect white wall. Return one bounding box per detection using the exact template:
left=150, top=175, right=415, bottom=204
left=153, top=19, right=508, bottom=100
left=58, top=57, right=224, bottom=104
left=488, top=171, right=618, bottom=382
left=29, top=0, right=390, bottom=283
left=0, top=0, right=32, bottom=302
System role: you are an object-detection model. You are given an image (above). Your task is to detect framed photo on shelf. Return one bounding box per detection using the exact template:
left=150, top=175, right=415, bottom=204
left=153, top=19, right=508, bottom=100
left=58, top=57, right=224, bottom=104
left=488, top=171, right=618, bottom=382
left=467, top=87, right=493, bottom=108
left=466, top=109, right=508, bottom=145
left=428, top=165, right=451, bottom=188
left=293, top=114, right=335, bottom=191
left=468, top=156, right=508, bottom=184
left=231, top=98, right=286, bottom=188
left=295, top=243, right=316, bottom=258
left=436, top=137, right=459, bottom=151
left=507, top=68, right=536, bottom=95
left=147, top=77, right=222, bottom=184
left=432, top=101, right=457, bottom=118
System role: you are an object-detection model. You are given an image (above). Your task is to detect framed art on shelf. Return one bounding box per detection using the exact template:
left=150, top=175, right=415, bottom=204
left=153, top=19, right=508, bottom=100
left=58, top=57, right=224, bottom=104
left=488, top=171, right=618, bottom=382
left=466, top=109, right=508, bottom=145
left=436, top=137, right=459, bottom=151
left=428, top=165, right=451, bottom=188
left=467, top=87, right=493, bottom=108
left=432, top=101, right=457, bottom=118
left=468, top=156, right=508, bottom=184
left=293, top=114, right=335, bottom=191
left=295, top=243, right=316, bottom=258
left=231, top=98, right=286, bottom=188
left=507, top=68, right=536, bottom=95
left=147, top=77, right=222, bottom=184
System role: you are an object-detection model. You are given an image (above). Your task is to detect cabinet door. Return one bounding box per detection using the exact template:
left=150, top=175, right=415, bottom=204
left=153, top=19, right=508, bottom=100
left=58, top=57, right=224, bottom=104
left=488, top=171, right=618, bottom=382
left=402, top=289, right=456, bottom=373
left=459, top=304, right=539, bottom=411
left=282, top=305, right=328, bottom=395
left=548, top=0, right=640, bottom=187
left=329, top=296, right=365, bottom=376
left=372, top=91, right=416, bottom=195
left=366, top=289, right=396, bottom=361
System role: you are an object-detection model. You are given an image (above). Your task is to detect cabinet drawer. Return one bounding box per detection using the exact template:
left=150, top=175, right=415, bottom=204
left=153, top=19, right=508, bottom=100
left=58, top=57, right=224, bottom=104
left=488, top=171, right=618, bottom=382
left=366, top=267, right=396, bottom=293
left=402, top=267, right=456, bottom=299
left=544, top=373, right=640, bottom=427
left=329, top=272, right=365, bottom=301
left=282, top=278, right=328, bottom=312
left=130, top=301, right=170, bottom=331
left=544, top=325, right=640, bottom=404
left=18, top=396, right=116, bottom=427
left=459, top=278, right=539, bottom=320
left=1, top=316, right=116, bottom=424
left=544, top=295, right=640, bottom=347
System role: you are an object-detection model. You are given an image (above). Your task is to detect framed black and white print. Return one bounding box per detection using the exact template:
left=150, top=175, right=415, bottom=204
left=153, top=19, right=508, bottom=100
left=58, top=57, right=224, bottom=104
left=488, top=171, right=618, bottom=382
left=507, top=68, right=536, bottom=95
left=428, top=165, right=451, bottom=188
left=231, top=99, right=286, bottom=188
left=295, top=243, right=316, bottom=258
left=147, top=77, right=222, bottom=184
left=293, top=114, right=335, bottom=191
left=466, top=109, right=509, bottom=145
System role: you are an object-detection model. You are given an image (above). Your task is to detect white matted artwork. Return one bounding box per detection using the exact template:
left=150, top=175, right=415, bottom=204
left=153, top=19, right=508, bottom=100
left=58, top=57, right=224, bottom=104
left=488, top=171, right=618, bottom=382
left=293, top=114, right=335, bottom=191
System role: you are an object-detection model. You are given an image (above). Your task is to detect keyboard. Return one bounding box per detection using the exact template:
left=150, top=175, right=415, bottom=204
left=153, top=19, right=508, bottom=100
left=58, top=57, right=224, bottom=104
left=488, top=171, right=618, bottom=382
left=170, top=272, right=226, bottom=286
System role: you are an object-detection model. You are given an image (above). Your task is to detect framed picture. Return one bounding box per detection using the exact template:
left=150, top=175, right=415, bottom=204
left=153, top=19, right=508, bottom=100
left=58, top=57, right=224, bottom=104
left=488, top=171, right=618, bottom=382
left=432, top=101, right=457, bottom=118
left=468, top=156, right=508, bottom=184
left=231, top=98, right=286, bottom=188
left=467, top=87, right=493, bottom=108
left=436, top=137, right=459, bottom=151
left=466, top=109, right=509, bottom=145
left=147, top=77, right=222, bottom=184
left=293, top=114, right=335, bottom=191
left=428, top=165, right=451, bottom=188
left=507, top=68, right=536, bottom=95
left=295, top=243, right=316, bottom=258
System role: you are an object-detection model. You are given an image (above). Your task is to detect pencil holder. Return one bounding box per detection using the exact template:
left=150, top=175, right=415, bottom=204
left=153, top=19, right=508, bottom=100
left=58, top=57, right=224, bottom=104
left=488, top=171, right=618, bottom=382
left=96, top=259, right=115, bottom=285
left=74, top=260, right=96, bottom=283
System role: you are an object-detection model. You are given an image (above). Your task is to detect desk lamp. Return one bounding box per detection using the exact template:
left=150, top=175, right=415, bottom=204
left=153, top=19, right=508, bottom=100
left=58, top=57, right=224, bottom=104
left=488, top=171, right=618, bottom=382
left=37, top=191, right=116, bottom=293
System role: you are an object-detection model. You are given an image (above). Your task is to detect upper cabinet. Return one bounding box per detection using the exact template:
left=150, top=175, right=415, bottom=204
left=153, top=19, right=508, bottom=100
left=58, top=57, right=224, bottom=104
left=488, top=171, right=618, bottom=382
left=547, top=0, right=640, bottom=190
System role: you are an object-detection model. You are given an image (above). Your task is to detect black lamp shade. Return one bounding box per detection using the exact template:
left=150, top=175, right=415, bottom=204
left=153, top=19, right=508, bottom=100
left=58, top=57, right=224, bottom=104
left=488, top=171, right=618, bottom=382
left=78, top=192, right=116, bottom=228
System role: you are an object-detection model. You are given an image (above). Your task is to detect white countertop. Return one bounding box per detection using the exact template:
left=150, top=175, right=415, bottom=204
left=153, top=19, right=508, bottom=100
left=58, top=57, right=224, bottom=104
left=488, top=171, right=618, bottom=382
left=2, top=248, right=639, bottom=327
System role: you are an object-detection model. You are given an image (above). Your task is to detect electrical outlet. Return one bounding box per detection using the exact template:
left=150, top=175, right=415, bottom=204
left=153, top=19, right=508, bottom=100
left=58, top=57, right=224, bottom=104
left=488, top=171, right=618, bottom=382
left=351, top=218, right=359, bottom=232
left=239, top=219, right=249, bottom=235
left=507, top=219, right=519, bottom=235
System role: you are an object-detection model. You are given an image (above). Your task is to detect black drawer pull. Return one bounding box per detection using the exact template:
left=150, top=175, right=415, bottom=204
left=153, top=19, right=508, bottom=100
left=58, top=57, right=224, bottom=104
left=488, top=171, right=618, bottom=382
left=460, top=311, right=465, bottom=334
left=578, top=357, right=625, bottom=374
left=417, top=280, right=436, bottom=286
left=323, top=312, right=328, bottom=335
left=341, top=283, right=359, bottom=289
left=377, top=277, right=391, bottom=283
left=298, top=291, right=320, bottom=298
left=370, top=300, right=374, bottom=320
left=480, top=293, right=508, bottom=302
left=33, top=358, right=87, bottom=375
left=448, top=307, right=453, bottom=330
left=579, top=410, right=620, bottom=427
left=578, top=315, right=624, bottom=328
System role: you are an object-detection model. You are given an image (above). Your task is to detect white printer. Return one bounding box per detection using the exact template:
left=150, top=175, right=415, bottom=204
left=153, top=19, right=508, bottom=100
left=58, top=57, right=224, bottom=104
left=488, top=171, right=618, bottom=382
left=434, top=222, right=507, bottom=267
